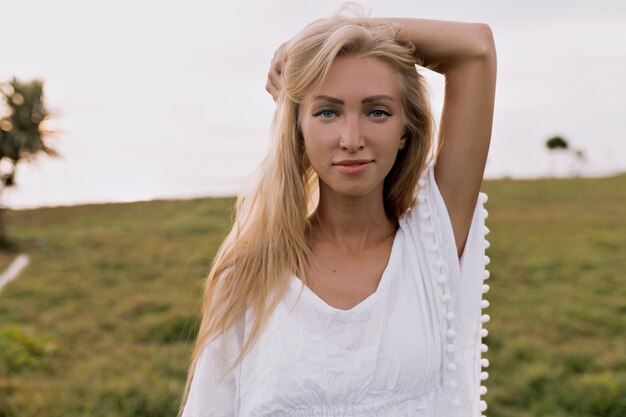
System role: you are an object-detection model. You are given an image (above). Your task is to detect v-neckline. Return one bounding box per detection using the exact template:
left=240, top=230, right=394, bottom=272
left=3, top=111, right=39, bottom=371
left=290, top=226, right=403, bottom=316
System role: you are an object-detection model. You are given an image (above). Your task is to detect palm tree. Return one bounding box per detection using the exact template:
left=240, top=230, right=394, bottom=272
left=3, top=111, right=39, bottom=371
left=0, top=77, right=58, bottom=249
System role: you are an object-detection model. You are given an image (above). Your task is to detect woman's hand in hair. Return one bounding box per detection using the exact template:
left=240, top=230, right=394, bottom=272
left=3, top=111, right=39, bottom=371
left=266, top=40, right=291, bottom=100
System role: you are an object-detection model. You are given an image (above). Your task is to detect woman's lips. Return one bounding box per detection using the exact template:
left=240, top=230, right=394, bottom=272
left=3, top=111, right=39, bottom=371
left=333, top=160, right=373, bottom=174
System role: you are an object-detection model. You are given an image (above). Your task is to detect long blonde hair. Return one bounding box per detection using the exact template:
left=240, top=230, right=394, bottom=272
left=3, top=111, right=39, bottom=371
left=180, top=14, right=434, bottom=412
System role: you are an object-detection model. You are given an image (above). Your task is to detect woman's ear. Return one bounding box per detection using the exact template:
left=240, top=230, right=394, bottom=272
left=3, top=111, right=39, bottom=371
left=398, top=132, right=408, bottom=150
left=298, top=129, right=306, bottom=151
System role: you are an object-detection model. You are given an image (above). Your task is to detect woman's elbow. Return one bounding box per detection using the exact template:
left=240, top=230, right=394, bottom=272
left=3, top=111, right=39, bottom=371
left=472, top=23, right=496, bottom=61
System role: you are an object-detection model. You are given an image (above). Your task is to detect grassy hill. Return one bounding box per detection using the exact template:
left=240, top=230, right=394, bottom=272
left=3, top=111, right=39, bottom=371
left=0, top=174, right=625, bottom=417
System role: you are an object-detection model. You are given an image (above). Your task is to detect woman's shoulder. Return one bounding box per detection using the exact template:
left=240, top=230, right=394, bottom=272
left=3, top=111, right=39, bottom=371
left=400, top=163, right=488, bottom=257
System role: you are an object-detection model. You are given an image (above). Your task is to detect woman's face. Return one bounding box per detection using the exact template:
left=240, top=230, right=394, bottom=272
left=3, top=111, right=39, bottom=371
left=299, top=55, right=406, bottom=200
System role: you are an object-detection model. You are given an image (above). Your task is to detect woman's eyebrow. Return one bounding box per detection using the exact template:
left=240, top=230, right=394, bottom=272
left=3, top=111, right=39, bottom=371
left=312, top=94, right=395, bottom=104
left=362, top=95, right=394, bottom=103
left=313, top=95, right=343, bottom=104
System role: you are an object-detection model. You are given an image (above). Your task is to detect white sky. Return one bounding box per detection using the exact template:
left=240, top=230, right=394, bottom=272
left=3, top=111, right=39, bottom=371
left=1, top=0, right=625, bottom=209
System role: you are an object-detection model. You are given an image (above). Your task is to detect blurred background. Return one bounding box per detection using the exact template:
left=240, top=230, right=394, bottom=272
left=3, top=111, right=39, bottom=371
left=1, top=1, right=625, bottom=417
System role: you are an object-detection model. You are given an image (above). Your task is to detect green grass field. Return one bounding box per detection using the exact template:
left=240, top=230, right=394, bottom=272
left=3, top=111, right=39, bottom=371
left=0, top=255, right=12, bottom=273
left=0, top=174, right=625, bottom=417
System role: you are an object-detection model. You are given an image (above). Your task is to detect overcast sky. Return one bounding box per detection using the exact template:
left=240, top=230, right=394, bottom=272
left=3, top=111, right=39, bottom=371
left=1, top=0, right=625, bottom=209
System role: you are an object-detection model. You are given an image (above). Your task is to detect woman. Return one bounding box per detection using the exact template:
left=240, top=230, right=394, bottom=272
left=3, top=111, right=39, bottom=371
left=181, top=9, right=496, bottom=417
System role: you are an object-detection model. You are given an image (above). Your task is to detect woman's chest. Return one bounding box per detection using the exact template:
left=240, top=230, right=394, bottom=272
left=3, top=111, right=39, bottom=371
left=237, top=262, right=442, bottom=415
left=305, top=235, right=395, bottom=311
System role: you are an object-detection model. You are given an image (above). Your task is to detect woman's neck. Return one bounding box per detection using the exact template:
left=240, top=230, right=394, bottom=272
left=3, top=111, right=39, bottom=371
left=309, top=187, right=396, bottom=253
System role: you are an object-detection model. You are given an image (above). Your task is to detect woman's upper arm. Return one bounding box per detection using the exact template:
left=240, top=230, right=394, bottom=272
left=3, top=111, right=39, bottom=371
left=434, top=24, right=496, bottom=258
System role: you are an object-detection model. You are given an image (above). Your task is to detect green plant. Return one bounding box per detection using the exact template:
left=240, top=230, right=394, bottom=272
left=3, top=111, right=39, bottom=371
left=0, top=325, right=58, bottom=373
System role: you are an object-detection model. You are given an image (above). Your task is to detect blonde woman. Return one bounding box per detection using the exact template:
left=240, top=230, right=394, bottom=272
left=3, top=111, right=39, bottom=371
left=181, top=9, right=496, bottom=417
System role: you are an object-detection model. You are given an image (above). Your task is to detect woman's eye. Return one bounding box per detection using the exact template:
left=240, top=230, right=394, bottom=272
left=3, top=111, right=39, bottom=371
left=314, top=109, right=336, bottom=119
left=369, top=109, right=391, bottom=118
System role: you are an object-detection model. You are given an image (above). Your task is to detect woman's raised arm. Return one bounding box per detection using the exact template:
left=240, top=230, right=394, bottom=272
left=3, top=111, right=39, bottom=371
left=386, top=18, right=497, bottom=258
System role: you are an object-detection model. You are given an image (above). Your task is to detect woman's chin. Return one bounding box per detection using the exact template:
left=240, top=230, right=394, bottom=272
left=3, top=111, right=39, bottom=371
left=319, top=181, right=384, bottom=200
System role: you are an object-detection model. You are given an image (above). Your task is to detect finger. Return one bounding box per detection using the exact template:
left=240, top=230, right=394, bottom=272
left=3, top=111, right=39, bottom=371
left=266, top=71, right=276, bottom=93
left=267, top=69, right=282, bottom=91
left=265, top=78, right=278, bottom=99
left=271, top=61, right=280, bottom=76
left=272, top=59, right=283, bottom=76
left=269, top=79, right=280, bottom=98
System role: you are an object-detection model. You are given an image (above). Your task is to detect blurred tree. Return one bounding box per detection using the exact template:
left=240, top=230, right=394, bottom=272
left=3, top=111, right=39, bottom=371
left=572, top=149, right=588, bottom=177
left=546, top=136, right=568, bottom=150
left=0, top=78, right=58, bottom=249
left=545, top=136, right=588, bottom=177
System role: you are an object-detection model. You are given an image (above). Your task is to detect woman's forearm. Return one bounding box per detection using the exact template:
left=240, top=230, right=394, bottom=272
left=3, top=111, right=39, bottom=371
left=376, top=18, right=496, bottom=73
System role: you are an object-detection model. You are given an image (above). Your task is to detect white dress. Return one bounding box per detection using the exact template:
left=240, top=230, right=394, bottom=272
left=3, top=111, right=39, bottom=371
left=182, top=164, right=491, bottom=417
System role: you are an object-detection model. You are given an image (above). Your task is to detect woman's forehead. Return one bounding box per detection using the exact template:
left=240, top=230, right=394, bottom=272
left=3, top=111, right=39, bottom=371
left=306, top=55, right=402, bottom=104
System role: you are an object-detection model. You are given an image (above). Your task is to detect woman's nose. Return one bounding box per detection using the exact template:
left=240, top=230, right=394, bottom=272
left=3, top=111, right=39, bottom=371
left=339, top=115, right=364, bottom=152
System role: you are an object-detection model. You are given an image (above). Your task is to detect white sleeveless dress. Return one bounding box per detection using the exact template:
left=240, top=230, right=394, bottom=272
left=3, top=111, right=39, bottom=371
left=182, top=164, right=492, bottom=417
